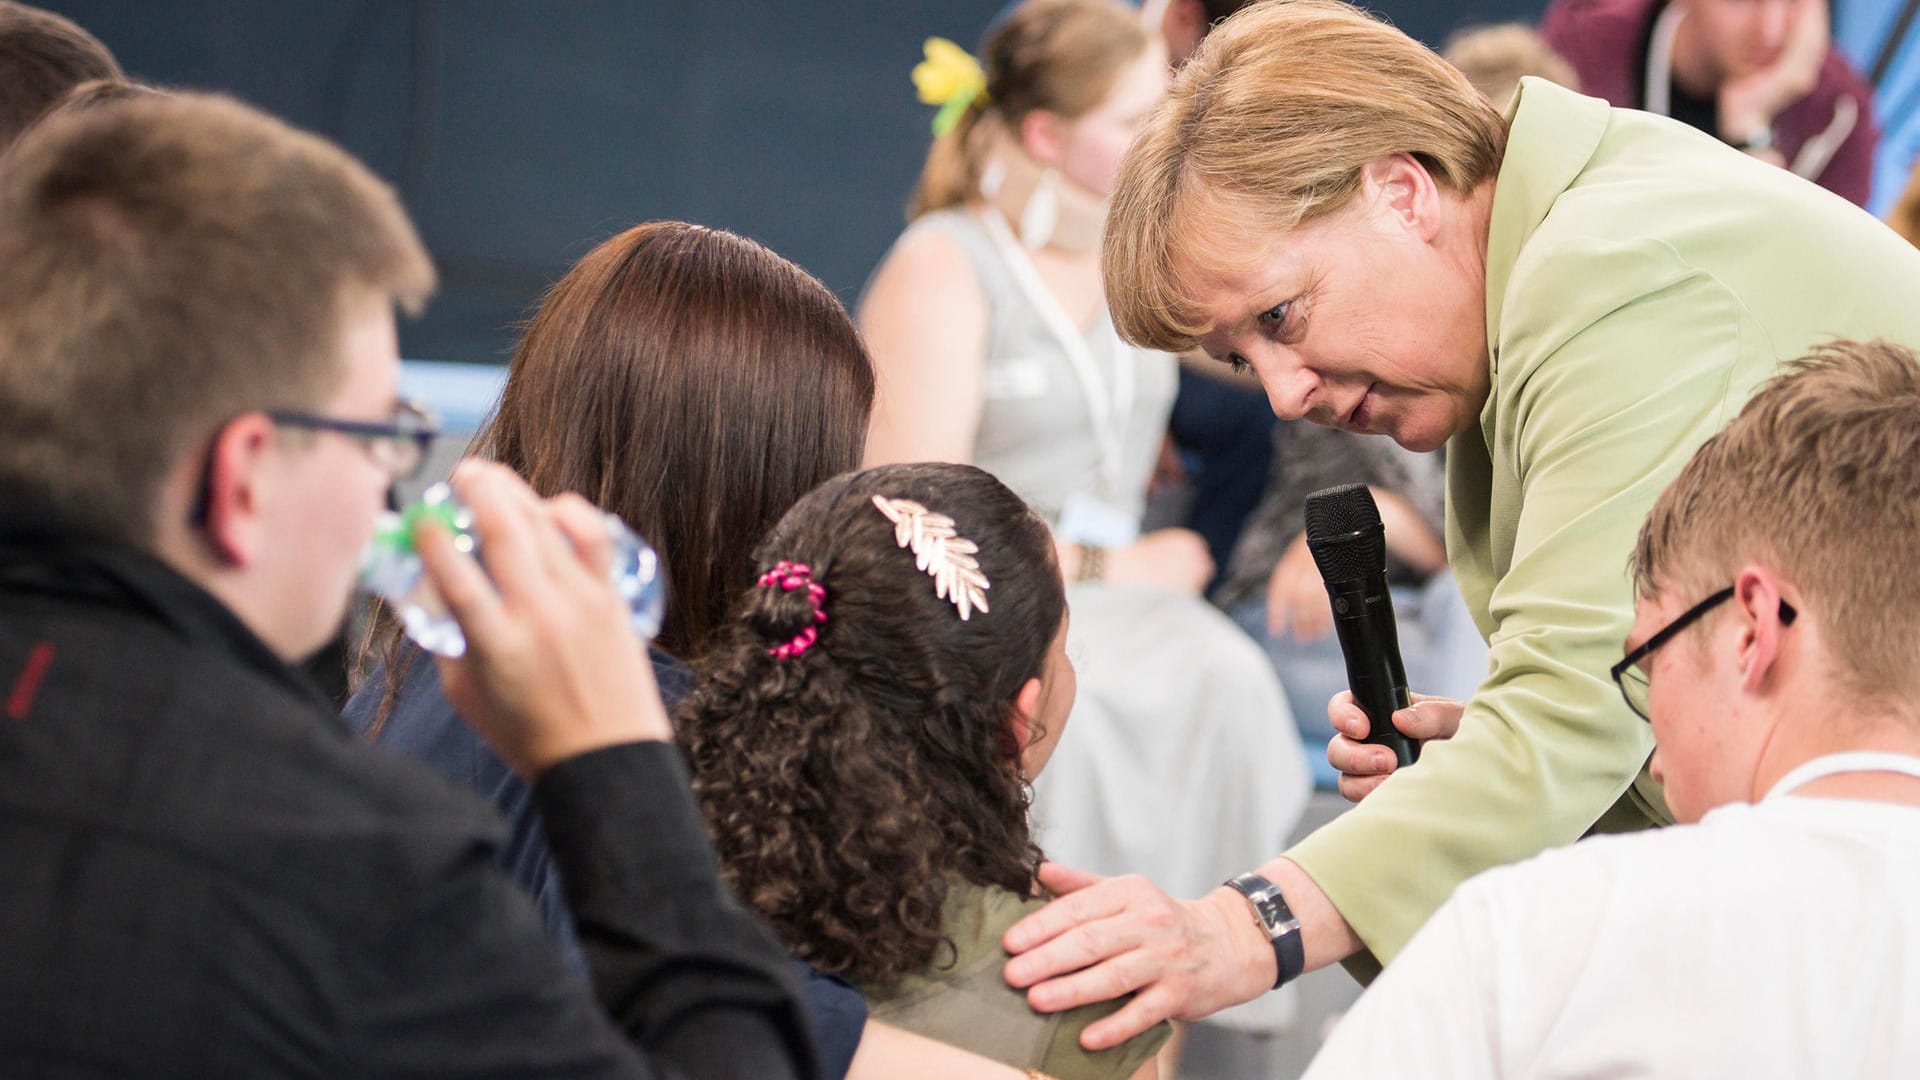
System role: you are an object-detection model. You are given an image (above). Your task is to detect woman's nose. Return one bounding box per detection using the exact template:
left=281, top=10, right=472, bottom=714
left=1257, top=362, right=1316, bottom=421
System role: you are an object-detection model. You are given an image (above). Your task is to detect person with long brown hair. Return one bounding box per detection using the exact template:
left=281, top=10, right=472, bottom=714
left=860, top=0, right=1309, bottom=1043
left=343, top=218, right=876, bottom=1065
left=680, top=461, right=1166, bottom=1079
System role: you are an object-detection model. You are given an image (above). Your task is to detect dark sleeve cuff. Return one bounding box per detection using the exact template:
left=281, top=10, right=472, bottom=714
left=534, top=741, right=722, bottom=899
left=533, top=741, right=823, bottom=1080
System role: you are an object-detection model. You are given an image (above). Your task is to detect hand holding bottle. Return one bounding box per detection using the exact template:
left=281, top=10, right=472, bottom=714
left=416, top=462, right=673, bottom=777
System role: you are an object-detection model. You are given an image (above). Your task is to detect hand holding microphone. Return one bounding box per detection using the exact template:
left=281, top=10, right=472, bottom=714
left=1327, top=691, right=1464, bottom=801
left=1304, top=483, right=1448, bottom=796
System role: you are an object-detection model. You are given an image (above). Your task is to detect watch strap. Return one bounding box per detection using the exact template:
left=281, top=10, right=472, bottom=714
left=1224, top=871, right=1304, bottom=989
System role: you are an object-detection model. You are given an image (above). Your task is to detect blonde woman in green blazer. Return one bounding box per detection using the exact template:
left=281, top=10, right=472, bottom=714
left=996, top=0, right=1920, bottom=1048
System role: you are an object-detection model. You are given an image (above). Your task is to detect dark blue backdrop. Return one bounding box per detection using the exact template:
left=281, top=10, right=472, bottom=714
left=46, top=0, right=1543, bottom=362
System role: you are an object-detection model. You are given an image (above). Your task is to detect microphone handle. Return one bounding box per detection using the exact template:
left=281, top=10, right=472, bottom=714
left=1324, top=573, right=1419, bottom=768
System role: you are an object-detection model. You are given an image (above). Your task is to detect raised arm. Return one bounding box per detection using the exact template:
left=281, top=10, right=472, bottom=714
left=385, top=461, right=818, bottom=1079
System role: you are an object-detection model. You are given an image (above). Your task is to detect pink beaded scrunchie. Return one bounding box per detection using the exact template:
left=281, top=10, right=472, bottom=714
left=757, top=560, right=828, bottom=661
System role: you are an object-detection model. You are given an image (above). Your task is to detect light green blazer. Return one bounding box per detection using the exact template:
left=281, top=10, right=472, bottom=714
left=1287, top=78, right=1920, bottom=974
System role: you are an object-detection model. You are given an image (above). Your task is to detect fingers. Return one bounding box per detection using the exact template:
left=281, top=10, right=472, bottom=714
left=1020, top=933, right=1157, bottom=1013
left=1292, top=594, right=1332, bottom=642
left=1327, top=690, right=1369, bottom=740
left=1330, top=692, right=1464, bottom=742
left=1079, top=983, right=1182, bottom=1050
left=1395, top=698, right=1465, bottom=741
left=1003, top=875, right=1133, bottom=959
left=448, top=462, right=553, bottom=604
left=1327, top=732, right=1398, bottom=780
left=1036, top=861, right=1105, bottom=897
left=1337, top=770, right=1390, bottom=803
left=416, top=502, right=506, bottom=651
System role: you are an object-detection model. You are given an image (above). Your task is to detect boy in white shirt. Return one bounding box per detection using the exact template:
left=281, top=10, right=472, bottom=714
left=1307, top=338, right=1920, bottom=1078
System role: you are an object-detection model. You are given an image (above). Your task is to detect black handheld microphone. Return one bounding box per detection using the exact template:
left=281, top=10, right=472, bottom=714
left=1303, top=483, right=1419, bottom=768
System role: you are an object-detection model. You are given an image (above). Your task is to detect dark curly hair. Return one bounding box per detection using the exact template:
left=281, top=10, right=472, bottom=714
left=677, top=463, right=1066, bottom=987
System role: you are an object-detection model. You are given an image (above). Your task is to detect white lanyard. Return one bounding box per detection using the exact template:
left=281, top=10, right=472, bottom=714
left=979, top=208, right=1133, bottom=501
left=1764, top=751, right=1920, bottom=801
left=1642, top=2, right=1685, bottom=118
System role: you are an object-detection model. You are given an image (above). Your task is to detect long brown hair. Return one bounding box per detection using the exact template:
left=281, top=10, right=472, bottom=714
left=678, top=463, right=1064, bottom=986
left=360, top=221, right=873, bottom=725
left=909, top=0, right=1147, bottom=219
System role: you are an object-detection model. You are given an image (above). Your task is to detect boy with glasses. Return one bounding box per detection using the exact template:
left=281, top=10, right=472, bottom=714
left=0, top=93, right=815, bottom=1076
left=1303, top=338, right=1920, bottom=1077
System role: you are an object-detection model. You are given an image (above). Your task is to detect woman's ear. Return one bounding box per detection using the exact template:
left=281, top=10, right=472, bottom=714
left=1018, top=109, right=1067, bottom=167
left=1361, top=152, right=1442, bottom=242
left=1010, top=675, right=1044, bottom=752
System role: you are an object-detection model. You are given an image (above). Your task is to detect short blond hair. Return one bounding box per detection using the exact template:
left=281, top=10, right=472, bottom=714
left=1441, top=23, right=1579, bottom=107
left=1632, top=340, right=1920, bottom=705
left=0, top=93, right=435, bottom=546
left=1103, top=0, right=1506, bottom=352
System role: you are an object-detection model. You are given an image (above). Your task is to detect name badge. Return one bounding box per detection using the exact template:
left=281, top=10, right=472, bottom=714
left=1056, top=491, right=1139, bottom=548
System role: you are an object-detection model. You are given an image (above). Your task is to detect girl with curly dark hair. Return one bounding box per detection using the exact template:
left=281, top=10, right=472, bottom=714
left=679, top=462, right=1167, bottom=1080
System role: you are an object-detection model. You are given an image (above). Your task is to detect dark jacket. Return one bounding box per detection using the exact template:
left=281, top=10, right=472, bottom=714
left=345, top=650, right=869, bottom=1078
left=0, top=539, right=817, bottom=1078
left=1541, top=0, right=1880, bottom=205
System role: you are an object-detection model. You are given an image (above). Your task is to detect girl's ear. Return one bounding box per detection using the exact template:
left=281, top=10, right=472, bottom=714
left=1010, top=676, right=1043, bottom=750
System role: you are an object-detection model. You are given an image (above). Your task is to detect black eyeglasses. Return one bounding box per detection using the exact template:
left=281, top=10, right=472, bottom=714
left=1609, top=586, right=1797, bottom=721
left=187, top=399, right=440, bottom=528
left=266, top=398, right=439, bottom=481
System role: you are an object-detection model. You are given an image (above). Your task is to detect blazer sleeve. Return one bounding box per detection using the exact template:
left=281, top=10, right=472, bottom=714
left=1286, top=235, right=1757, bottom=965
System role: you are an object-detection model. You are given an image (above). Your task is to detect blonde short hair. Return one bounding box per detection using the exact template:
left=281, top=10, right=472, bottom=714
left=1103, top=0, right=1506, bottom=352
left=1632, top=340, right=1920, bottom=706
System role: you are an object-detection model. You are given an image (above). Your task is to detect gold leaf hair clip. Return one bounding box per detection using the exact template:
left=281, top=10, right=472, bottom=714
left=872, top=495, right=991, bottom=621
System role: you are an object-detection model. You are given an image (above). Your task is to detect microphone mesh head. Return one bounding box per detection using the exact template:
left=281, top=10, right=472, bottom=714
left=1304, top=483, right=1387, bottom=580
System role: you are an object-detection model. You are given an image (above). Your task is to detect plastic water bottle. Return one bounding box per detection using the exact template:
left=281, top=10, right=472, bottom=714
left=358, top=482, right=667, bottom=657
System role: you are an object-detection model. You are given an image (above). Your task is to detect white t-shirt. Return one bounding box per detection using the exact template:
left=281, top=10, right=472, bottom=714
left=1305, top=794, right=1920, bottom=1078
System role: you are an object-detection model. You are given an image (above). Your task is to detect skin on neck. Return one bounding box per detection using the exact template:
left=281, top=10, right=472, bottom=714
left=1751, top=696, right=1920, bottom=806
left=1675, top=567, right=1920, bottom=810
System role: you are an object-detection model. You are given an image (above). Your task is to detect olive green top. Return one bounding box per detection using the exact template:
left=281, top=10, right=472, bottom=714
left=861, top=881, right=1170, bottom=1079
left=1287, top=77, right=1920, bottom=975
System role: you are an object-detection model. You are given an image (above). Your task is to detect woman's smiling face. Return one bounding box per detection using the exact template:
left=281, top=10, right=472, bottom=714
left=1185, top=156, right=1495, bottom=453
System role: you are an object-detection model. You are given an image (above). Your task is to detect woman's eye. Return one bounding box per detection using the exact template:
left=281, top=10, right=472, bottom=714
left=1258, top=301, right=1292, bottom=329
left=1226, top=353, right=1252, bottom=374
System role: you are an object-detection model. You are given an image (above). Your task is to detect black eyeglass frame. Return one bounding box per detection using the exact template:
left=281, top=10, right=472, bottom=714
left=1609, top=585, right=1797, bottom=721
left=187, top=399, right=441, bottom=527
left=265, top=398, right=440, bottom=481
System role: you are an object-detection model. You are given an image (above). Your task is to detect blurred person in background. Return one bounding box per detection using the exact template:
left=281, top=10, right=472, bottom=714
left=1139, top=0, right=1280, bottom=590
left=0, top=0, right=118, bottom=154
left=1442, top=21, right=1581, bottom=105
left=1542, top=0, right=1878, bottom=204
left=861, top=0, right=1310, bottom=1055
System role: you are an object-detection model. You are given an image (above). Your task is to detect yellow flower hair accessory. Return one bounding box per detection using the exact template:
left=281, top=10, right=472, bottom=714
left=913, top=37, right=988, bottom=137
